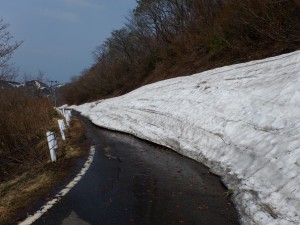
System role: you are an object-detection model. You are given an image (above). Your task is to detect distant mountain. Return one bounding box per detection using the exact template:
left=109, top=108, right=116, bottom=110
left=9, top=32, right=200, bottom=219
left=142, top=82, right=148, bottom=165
left=0, top=80, right=21, bottom=89
left=0, top=80, right=63, bottom=98
left=23, top=80, right=51, bottom=96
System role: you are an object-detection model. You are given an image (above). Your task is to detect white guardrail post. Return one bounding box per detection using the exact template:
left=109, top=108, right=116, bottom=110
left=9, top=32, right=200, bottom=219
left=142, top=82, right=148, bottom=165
left=47, top=107, right=72, bottom=162
left=46, top=131, right=58, bottom=162
left=56, top=107, right=72, bottom=126
left=57, top=119, right=66, bottom=141
left=64, top=109, right=72, bottom=126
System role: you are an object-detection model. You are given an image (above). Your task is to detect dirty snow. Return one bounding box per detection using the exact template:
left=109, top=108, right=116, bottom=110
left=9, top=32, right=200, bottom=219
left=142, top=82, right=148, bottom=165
left=70, top=50, right=300, bottom=225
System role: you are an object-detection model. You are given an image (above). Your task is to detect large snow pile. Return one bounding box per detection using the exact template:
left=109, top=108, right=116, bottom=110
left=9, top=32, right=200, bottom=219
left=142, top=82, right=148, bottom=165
left=71, top=51, right=300, bottom=225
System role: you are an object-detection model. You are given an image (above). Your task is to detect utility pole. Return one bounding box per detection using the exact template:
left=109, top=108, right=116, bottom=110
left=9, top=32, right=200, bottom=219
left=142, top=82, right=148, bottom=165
left=48, top=80, right=59, bottom=107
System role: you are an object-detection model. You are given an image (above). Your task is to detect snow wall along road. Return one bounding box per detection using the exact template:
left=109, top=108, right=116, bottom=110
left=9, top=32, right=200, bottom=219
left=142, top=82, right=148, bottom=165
left=72, top=50, right=300, bottom=225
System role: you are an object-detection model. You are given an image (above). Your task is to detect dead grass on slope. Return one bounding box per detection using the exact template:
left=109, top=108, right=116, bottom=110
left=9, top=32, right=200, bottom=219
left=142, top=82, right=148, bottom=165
left=0, top=116, right=89, bottom=225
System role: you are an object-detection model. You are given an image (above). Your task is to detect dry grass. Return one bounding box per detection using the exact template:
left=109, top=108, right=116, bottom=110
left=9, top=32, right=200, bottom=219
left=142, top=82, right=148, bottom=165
left=0, top=116, right=89, bottom=225
left=0, top=90, right=60, bottom=181
left=0, top=171, right=56, bottom=224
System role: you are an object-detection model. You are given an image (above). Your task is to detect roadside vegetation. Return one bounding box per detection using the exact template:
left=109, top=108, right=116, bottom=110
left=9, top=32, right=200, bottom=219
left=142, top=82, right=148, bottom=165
left=0, top=113, right=89, bottom=225
left=0, top=90, right=58, bottom=181
left=0, top=20, right=89, bottom=224
left=0, top=19, right=22, bottom=81
left=62, top=0, right=300, bottom=105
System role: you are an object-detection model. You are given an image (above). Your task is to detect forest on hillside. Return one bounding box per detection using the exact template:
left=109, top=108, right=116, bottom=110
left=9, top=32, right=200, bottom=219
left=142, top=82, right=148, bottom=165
left=62, top=0, right=300, bottom=105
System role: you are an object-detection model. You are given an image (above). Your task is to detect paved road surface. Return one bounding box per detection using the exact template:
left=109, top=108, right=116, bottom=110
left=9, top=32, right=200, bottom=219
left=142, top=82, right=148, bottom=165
left=32, top=115, right=239, bottom=225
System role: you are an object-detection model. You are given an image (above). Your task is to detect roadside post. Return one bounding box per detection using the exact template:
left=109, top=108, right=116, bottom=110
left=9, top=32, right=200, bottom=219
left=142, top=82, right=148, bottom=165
left=64, top=109, right=72, bottom=126
left=46, top=131, right=58, bottom=162
left=58, top=119, right=66, bottom=140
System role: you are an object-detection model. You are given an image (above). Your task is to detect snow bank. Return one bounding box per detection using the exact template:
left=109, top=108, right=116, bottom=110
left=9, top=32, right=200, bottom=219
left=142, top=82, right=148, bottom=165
left=71, top=51, right=300, bottom=225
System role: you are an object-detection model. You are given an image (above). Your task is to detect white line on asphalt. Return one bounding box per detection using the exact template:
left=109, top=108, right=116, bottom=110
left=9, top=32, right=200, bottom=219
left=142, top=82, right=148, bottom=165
left=19, top=146, right=96, bottom=225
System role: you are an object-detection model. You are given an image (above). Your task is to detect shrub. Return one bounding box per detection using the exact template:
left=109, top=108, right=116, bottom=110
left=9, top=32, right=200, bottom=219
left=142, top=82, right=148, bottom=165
left=0, top=90, right=57, bottom=181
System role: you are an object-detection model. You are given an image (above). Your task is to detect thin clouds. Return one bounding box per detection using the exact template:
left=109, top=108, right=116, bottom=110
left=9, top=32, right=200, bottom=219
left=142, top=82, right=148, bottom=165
left=64, top=0, right=102, bottom=8
left=37, top=0, right=103, bottom=22
left=37, top=9, right=78, bottom=22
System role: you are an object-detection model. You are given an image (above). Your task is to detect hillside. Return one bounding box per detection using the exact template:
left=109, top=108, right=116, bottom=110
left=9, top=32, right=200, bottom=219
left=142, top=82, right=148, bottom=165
left=61, top=0, right=300, bottom=105
left=71, top=50, right=300, bottom=225
left=0, top=79, right=50, bottom=95
left=0, top=79, right=66, bottom=105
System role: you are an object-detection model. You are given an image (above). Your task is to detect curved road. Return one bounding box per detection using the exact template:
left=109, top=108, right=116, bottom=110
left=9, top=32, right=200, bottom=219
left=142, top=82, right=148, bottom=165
left=32, top=115, right=239, bottom=225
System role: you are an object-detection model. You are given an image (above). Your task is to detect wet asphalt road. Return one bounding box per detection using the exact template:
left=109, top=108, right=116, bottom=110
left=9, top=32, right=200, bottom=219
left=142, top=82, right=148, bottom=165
left=32, top=115, right=240, bottom=225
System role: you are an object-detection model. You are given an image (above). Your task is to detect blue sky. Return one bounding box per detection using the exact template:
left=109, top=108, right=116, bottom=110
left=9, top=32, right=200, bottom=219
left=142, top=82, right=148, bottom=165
left=0, top=0, right=137, bottom=83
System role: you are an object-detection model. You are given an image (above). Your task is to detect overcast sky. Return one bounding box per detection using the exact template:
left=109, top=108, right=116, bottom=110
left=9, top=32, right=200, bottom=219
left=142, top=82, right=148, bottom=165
left=0, top=0, right=137, bottom=83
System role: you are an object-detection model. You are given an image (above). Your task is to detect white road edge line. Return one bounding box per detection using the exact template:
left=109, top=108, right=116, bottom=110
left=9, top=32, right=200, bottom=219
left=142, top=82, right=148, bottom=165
left=18, top=146, right=96, bottom=225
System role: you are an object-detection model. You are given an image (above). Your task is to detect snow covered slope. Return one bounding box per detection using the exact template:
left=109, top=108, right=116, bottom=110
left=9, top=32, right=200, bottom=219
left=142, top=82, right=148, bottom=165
left=71, top=51, right=300, bottom=225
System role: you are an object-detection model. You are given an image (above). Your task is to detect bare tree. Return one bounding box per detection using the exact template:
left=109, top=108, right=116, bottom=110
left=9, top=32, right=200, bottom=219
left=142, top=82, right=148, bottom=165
left=36, top=70, right=45, bottom=82
left=0, top=19, right=22, bottom=81
left=22, top=70, right=46, bottom=83
left=22, top=72, right=33, bottom=82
